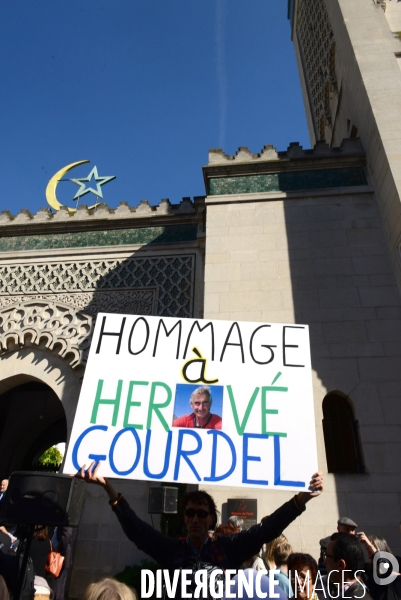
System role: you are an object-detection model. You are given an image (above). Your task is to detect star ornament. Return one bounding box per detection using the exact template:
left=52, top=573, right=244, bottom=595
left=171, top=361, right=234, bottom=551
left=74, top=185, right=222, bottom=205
left=70, top=166, right=116, bottom=200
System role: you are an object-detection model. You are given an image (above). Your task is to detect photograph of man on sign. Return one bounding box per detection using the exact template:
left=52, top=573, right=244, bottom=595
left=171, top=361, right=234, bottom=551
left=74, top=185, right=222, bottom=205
left=172, top=384, right=222, bottom=430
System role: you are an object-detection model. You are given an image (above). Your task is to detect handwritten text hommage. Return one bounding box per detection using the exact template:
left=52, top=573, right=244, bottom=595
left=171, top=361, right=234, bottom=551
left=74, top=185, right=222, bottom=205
left=64, top=314, right=318, bottom=490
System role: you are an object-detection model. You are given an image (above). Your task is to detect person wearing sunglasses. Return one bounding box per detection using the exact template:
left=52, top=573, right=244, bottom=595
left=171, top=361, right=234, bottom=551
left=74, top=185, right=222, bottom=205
left=76, top=462, right=323, bottom=595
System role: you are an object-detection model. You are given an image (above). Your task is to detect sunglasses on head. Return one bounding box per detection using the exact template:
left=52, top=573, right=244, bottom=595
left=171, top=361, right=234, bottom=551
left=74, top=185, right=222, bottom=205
left=185, top=508, right=210, bottom=519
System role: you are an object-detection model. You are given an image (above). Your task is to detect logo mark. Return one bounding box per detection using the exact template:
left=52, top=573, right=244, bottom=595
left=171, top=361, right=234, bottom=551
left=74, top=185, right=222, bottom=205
left=373, top=551, right=399, bottom=586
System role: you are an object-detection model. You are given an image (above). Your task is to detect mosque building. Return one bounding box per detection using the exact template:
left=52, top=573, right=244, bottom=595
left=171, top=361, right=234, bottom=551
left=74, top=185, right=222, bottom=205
left=0, top=0, right=400, bottom=596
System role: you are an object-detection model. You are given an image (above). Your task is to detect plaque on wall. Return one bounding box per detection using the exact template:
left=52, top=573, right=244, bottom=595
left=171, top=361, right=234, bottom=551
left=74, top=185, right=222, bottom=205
left=227, top=498, right=257, bottom=529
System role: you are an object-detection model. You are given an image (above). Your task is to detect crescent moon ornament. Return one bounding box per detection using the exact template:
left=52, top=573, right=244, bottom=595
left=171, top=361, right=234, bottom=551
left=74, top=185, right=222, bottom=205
left=46, top=160, right=90, bottom=213
left=46, top=160, right=115, bottom=214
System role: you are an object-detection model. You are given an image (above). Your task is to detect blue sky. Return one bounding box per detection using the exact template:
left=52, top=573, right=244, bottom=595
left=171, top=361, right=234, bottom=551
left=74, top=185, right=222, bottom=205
left=0, top=1, right=309, bottom=216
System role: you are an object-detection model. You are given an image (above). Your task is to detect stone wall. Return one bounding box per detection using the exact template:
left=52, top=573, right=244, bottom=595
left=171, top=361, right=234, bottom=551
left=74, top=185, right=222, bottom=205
left=0, top=198, right=205, bottom=598
left=203, top=144, right=401, bottom=556
left=291, top=0, right=401, bottom=295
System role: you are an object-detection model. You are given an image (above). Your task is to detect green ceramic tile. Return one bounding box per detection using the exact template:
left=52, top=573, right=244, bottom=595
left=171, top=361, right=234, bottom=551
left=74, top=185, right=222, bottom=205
left=209, top=167, right=367, bottom=195
left=0, top=224, right=198, bottom=252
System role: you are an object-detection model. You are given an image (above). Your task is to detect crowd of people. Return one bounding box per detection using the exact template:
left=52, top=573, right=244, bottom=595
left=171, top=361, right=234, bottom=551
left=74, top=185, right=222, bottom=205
left=0, top=478, right=77, bottom=600
left=74, top=462, right=401, bottom=600
left=209, top=510, right=401, bottom=600
left=0, top=467, right=400, bottom=600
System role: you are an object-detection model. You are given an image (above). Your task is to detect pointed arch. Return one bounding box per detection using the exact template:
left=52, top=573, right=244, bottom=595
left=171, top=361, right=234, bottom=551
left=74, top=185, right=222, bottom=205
left=322, top=392, right=364, bottom=473
left=0, top=380, right=67, bottom=476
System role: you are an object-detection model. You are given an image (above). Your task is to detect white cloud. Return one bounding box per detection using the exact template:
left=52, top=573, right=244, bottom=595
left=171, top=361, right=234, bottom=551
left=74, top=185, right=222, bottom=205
left=216, top=0, right=227, bottom=149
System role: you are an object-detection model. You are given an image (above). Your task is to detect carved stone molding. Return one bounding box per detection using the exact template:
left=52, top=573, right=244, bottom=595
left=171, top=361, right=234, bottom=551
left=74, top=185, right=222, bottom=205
left=0, top=290, right=156, bottom=369
left=0, top=197, right=197, bottom=225
left=207, top=139, right=364, bottom=166
left=0, top=300, right=93, bottom=369
left=0, top=254, right=195, bottom=318
left=0, top=290, right=156, bottom=316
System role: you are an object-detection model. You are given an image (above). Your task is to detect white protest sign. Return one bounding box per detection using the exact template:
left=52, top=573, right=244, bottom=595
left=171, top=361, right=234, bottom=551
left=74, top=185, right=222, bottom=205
left=63, top=314, right=318, bottom=490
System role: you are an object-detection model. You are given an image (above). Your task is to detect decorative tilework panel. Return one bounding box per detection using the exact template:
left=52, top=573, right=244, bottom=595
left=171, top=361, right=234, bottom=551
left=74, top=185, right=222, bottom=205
left=0, top=290, right=156, bottom=317
left=0, top=224, right=198, bottom=253
left=209, top=167, right=367, bottom=195
left=297, top=0, right=335, bottom=139
left=0, top=254, right=196, bottom=317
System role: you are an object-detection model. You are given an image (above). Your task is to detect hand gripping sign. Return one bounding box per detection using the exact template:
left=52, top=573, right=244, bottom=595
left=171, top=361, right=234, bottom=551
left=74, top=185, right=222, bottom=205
left=63, top=314, right=318, bottom=490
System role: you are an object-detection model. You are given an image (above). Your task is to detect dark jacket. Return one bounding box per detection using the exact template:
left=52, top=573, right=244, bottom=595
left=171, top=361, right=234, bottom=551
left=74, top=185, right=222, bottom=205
left=317, top=577, right=373, bottom=600
left=29, top=538, right=51, bottom=578
left=112, top=496, right=304, bottom=571
left=54, top=528, right=73, bottom=569
left=347, top=580, right=374, bottom=600
left=366, top=562, right=401, bottom=600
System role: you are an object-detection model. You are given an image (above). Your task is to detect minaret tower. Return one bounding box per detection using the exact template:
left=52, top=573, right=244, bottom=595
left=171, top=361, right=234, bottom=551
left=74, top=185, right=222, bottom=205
left=289, top=0, right=401, bottom=288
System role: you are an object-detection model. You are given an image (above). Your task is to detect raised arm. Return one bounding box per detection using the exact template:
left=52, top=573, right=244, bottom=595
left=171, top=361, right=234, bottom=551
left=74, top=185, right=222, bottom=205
left=357, top=532, right=378, bottom=559
left=76, top=461, right=119, bottom=504
left=221, top=472, right=324, bottom=569
left=74, top=461, right=180, bottom=568
left=294, top=471, right=324, bottom=510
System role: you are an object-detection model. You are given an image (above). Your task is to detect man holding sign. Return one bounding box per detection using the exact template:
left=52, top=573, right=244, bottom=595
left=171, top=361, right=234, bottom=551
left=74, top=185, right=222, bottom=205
left=68, top=313, right=324, bottom=597
left=76, top=463, right=323, bottom=587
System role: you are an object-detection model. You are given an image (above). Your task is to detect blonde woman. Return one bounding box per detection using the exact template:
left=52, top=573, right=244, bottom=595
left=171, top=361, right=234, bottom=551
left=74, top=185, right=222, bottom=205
left=82, top=578, right=137, bottom=600
left=262, top=534, right=288, bottom=571
left=272, top=539, right=294, bottom=595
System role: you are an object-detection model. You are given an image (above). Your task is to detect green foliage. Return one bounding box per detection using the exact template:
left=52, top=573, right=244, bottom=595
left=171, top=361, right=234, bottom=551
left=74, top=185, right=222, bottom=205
left=115, top=560, right=159, bottom=598
left=38, top=446, right=63, bottom=467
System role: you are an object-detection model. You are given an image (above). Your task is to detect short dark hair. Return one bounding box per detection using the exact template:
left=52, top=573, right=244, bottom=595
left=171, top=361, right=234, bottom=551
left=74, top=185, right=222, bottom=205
left=330, top=532, right=364, bottom=576
left=181, top=490, right=219, bottom=529
left=287, top=553, right=318, bottom=584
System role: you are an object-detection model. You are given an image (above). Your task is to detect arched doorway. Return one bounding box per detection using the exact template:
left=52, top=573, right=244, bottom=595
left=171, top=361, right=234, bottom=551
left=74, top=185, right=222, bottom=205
left=0, top=381, right=67, bottom=479
left=322, top=392, right=364, bottom=474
